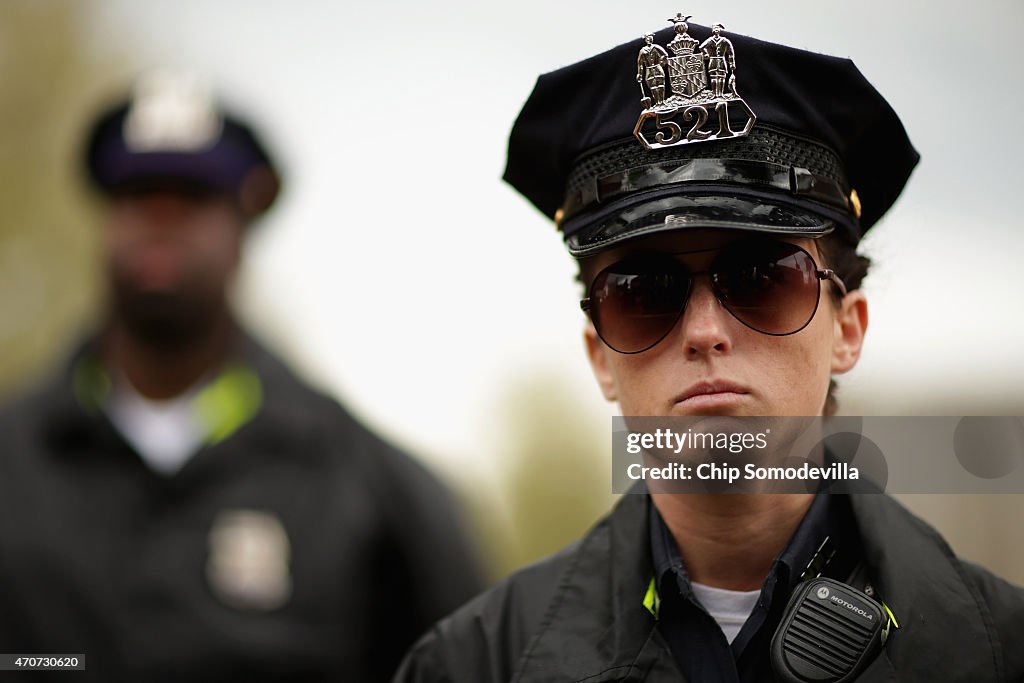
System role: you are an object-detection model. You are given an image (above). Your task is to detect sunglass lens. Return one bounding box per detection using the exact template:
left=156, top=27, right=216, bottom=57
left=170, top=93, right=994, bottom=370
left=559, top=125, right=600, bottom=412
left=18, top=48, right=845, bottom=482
left=713, top=241, right=821, bottom=335
left=590, top=256, right=690, bottom=353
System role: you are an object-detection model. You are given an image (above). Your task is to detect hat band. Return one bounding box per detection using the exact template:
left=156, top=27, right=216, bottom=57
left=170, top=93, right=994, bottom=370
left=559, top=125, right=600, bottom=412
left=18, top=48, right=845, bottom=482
left=559, top=157, right=850, bottom=227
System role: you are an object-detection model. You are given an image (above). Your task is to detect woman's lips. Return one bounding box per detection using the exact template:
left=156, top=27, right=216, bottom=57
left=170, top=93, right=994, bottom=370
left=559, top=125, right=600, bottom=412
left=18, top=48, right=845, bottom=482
left=674, top=381, right=750, bottom=409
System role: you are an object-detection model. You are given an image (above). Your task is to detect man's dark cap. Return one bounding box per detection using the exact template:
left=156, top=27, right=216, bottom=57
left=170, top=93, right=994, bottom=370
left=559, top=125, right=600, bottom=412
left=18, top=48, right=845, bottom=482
left=503, top=22, right=919, bottom=256
left=84, top=74, right=281, bottom=217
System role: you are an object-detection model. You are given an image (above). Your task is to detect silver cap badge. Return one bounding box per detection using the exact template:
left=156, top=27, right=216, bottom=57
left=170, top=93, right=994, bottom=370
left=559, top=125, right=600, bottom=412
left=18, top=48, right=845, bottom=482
left=634, top=15, right=756, bottom=149
left=124, top=68, right=224, bottom=153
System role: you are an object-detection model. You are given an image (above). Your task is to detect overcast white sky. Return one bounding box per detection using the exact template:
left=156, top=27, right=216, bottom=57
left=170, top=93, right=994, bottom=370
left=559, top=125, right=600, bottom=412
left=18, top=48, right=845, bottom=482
left=83, top=0, right=1024, bottom=473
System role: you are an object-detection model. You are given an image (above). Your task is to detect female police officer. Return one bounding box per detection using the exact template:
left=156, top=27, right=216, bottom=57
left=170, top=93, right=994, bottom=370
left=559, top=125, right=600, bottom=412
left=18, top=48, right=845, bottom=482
left=394, top=16, right=1024, bottom=683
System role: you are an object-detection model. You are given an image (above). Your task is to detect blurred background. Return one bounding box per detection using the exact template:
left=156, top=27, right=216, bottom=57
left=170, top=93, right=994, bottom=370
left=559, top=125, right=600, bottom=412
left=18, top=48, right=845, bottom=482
left=1, top=0, right=1022, bottom=583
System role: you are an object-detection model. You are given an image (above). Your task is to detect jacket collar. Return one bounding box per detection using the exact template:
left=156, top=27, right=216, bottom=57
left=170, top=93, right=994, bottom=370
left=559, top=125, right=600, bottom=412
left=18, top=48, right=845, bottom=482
left=515, top=491, right=993, bottom=682
left=847, top=493, right=1000, bottom=681
left=37, top=335, right=325, bottom=466
left=514, top=490, right=675, bottom=682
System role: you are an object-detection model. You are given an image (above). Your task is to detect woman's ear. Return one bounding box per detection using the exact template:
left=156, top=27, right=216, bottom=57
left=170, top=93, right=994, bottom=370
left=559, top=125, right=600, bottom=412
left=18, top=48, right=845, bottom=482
left=832, top=291, right=868, bottom=374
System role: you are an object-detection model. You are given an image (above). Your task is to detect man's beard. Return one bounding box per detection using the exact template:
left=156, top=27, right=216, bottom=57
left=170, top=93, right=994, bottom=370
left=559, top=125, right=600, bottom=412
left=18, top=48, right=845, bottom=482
left=109, top=277, right=227, bottom=351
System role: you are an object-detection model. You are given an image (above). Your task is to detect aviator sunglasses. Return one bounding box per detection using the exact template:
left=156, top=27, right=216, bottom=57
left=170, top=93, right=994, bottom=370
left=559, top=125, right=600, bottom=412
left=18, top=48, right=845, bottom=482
left=580, top=239, right=847, bottom=354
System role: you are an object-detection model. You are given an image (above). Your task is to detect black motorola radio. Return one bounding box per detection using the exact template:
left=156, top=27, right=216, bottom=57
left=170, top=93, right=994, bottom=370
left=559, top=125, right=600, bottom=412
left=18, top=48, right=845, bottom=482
left=770, top=577, right=887, bottom=683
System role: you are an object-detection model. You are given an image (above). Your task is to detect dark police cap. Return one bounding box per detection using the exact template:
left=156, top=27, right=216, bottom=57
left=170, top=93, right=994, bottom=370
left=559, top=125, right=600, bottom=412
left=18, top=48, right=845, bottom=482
left=85, top=70, right=280, bottom=217
left=504, top=17, right=919, bottom=256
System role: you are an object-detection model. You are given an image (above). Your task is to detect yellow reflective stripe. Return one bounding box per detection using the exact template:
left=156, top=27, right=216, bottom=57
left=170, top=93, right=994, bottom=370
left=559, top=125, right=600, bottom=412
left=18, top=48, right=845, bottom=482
left=194, top=364, right=262, bottom=445
left=72, top=356, right=111, bottom=411
left=880, top=602, right=897, bottom=630
left=880, top=601, right=899, bottom=645
left=643, top=577, right=661, bottom=619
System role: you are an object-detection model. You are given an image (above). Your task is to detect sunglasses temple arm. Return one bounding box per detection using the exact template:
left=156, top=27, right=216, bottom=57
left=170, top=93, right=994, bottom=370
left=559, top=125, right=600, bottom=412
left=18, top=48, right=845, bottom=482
left=818, top=269, right=848, bottom=296
left=580, top=298, right=592, bottom=312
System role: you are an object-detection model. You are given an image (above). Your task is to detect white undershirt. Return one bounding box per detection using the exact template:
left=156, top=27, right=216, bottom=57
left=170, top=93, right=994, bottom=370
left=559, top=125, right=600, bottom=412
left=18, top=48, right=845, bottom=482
left=106, top=379, right=206, bottom=475
left=690, top=581, right=762, bottom=644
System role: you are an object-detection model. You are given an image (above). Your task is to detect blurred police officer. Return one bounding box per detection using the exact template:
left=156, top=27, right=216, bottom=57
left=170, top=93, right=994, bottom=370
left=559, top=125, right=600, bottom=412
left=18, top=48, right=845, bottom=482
left=0, top=70, right=482, bottom=682
left=394, top=15, right=1024, bottom=683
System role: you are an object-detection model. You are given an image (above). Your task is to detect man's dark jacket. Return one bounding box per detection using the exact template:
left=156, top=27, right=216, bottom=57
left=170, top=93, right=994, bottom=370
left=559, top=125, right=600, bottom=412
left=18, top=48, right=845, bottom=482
left=395, top=492, right=1024, bottom=682
left=0, top=338, right=483, bottom=682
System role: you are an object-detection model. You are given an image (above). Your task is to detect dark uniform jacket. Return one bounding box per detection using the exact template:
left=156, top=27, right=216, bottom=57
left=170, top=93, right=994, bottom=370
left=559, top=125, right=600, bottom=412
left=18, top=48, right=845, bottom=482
left=395, top=491, right=1024, bottom=682
left=0, top=337, right=483, bottom=682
